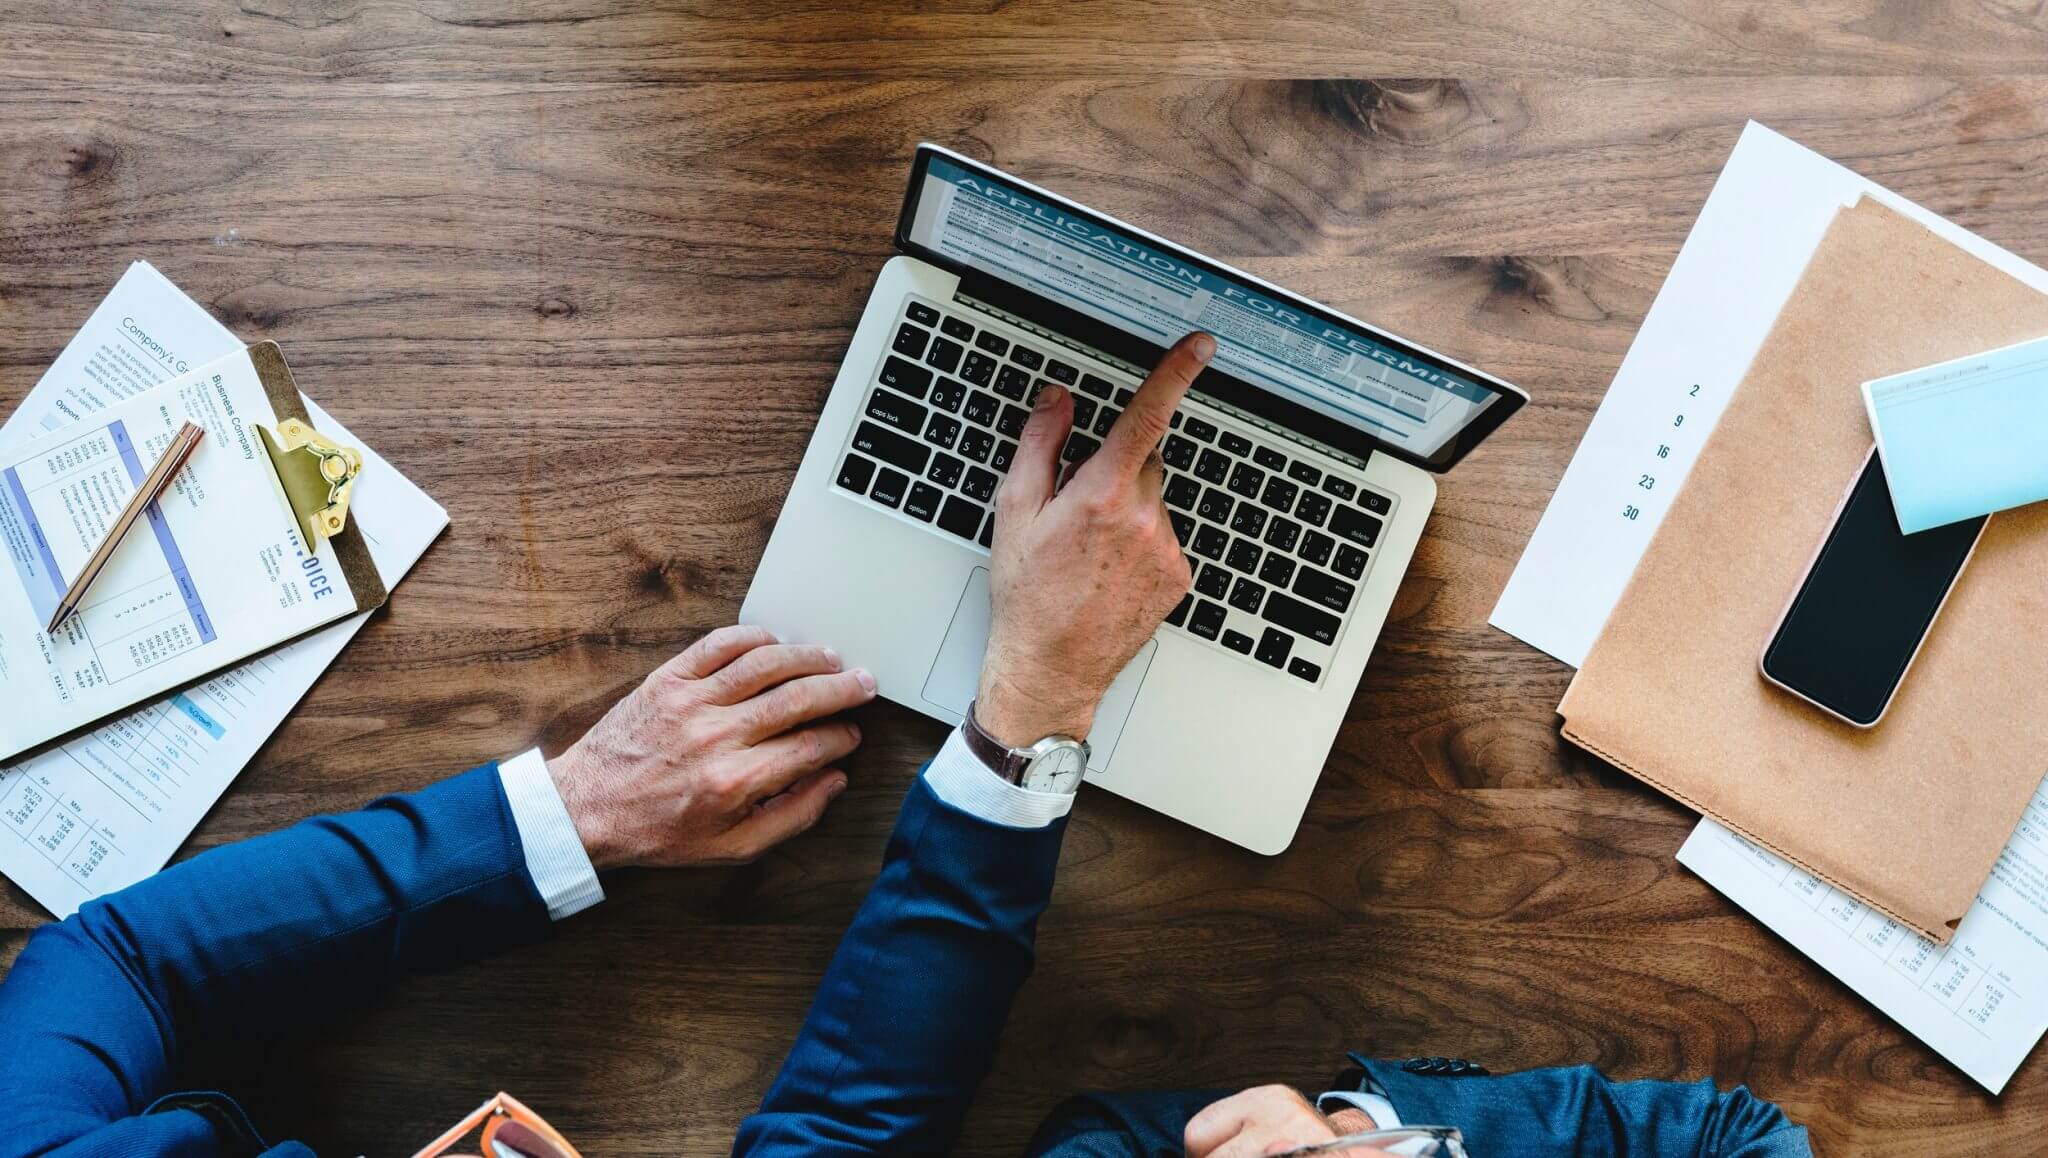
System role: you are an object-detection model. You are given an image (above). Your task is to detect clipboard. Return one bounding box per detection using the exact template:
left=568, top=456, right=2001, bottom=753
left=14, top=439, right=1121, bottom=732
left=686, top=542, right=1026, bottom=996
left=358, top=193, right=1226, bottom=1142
left=245, top=341, right=387, bottom=614
left=0, top=342, right=389, bottom=761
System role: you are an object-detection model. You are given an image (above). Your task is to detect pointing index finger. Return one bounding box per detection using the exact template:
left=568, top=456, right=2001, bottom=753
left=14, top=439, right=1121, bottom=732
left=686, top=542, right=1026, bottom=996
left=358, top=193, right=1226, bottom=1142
left=1096, top=331, right=1215, bottom=475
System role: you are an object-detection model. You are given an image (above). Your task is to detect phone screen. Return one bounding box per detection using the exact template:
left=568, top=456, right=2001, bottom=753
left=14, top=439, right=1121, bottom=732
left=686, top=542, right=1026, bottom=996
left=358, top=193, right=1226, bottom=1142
left=1762, top=451, right=1986, bottom=726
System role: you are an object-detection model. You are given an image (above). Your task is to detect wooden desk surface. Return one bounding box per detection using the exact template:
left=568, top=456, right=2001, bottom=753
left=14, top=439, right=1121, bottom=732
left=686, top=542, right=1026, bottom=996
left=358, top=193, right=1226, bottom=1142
left=4, top=4, right=2045, bottom=1153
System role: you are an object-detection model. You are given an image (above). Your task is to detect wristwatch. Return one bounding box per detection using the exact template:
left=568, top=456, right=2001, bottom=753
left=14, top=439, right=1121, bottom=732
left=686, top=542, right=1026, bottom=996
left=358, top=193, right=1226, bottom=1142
left=962, top=700, right=1090, bottom=794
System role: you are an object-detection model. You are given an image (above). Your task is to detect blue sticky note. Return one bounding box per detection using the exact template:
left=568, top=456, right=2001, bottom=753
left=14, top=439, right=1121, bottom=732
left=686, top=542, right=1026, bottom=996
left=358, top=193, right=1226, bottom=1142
left=1864, top=335, right=2048, bottom=534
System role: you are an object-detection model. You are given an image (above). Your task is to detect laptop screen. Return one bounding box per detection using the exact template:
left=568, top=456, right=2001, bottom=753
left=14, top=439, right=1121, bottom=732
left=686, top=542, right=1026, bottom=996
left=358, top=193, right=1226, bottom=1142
left=897, top=149, right=1521, bottom=468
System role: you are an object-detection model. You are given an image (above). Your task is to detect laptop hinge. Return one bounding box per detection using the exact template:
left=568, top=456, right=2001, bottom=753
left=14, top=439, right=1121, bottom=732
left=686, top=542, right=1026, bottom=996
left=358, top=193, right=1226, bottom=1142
left=1189, top=395, right=1381, bottom=475
left=951, top=268, right=1386, bottom=474
left=953, top=268, right=1167, bottom=375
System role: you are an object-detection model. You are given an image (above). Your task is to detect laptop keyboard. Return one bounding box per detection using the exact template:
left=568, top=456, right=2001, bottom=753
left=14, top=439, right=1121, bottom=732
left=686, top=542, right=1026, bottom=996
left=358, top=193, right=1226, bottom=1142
left=833, top=296, right=1397, bottom=686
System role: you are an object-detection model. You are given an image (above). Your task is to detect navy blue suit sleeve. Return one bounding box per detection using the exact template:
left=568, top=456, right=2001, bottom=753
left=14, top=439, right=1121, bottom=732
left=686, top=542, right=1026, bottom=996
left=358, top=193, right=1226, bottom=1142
left=0, top=764, right=552, bottom=1157
left=1366, top=1061, right=1811, bottom=1158
left=734, top=769, right=1068, bottom=1156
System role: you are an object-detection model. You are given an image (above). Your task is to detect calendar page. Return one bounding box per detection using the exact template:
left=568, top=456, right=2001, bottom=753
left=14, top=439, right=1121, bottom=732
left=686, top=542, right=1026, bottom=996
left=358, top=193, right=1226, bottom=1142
left=1489, top=122, right=2048, bottom=667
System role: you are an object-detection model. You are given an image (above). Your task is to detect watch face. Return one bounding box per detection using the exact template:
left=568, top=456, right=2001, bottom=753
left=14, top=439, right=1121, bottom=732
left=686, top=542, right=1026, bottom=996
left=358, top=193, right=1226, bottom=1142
left=1022, top=742, right=1088, bottom=792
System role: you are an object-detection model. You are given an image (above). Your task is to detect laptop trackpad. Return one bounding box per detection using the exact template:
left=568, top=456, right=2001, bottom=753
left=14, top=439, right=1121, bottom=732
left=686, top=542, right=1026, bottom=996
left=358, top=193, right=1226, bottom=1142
left=920, top=567, right=1153, bottom=771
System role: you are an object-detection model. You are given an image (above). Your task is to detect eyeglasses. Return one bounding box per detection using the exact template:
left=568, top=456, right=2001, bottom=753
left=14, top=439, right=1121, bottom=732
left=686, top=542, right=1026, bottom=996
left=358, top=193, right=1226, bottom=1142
left=410, top=1092, right=580, bottom=1158
left=1268, top=1125, right=1469, bottom=1157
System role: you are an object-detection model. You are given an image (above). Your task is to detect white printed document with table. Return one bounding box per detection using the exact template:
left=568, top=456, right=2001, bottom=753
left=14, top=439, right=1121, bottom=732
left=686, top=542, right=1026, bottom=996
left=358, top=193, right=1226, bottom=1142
left=0, top=347, right=374, bottom=758
left=0, top=262, right=446, bottom=917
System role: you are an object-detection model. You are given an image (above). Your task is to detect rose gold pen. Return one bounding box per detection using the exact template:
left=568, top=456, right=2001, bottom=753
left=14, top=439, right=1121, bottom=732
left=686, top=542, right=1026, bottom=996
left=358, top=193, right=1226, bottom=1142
left=45, top=421, right=206, bottom=635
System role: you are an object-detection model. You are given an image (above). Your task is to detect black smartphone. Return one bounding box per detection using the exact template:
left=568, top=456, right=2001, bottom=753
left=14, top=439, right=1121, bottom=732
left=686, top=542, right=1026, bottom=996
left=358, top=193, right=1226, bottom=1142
left=1760, top=447, right=1987, bottom=727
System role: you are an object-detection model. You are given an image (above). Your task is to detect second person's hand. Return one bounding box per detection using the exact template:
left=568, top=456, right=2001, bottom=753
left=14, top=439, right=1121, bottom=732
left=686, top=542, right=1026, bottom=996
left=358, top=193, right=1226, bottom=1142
left=1184, top=1085, right=1394, bottom=1157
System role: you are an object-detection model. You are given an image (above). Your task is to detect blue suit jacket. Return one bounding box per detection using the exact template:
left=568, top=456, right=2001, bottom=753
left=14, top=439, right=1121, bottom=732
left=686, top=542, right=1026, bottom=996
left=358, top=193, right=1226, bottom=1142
left=736, top=772, right=1069, bottom=1154
left=1023, top=1063, right=1810, bottom=1157
left=0, top=764, right=549, bottom=1157
left=738, top=773, right=1810, bottom=1158
left=0, top=759, right=1808, bottom=1157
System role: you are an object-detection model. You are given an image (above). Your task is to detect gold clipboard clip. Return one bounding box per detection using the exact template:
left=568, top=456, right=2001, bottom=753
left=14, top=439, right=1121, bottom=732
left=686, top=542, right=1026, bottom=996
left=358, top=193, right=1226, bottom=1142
left=257, top=419, right=363, bottom=547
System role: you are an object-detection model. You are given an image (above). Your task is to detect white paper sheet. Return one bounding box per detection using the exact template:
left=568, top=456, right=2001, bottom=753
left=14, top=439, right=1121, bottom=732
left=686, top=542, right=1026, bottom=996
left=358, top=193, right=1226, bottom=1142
left=1678, top=787, right=2048, bottom=1093
left=0, top=262, right=447, bottom=916
left=1486, top=124, right=2048, bottom=1089
left=1489, top=121, right=2048, bottom=667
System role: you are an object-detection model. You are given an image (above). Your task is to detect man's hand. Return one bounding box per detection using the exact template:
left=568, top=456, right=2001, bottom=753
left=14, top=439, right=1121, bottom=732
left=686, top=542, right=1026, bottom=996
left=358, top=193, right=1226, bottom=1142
left=546, top=625, right=876, bottom=870
left=1184, top=1085, right=1390, bottom=1157
left=976, top=331, right=1216, bottom=746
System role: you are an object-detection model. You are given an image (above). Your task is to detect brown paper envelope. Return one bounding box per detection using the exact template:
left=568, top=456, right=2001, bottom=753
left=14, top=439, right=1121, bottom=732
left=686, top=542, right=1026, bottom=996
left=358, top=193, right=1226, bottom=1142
left=1560, top=198, right=2048, bottom=943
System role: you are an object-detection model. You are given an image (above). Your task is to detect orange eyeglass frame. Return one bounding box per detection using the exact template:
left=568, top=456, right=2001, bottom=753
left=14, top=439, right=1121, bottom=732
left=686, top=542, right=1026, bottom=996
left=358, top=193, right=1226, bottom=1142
left=410, top=1092, right=581, bottom=1158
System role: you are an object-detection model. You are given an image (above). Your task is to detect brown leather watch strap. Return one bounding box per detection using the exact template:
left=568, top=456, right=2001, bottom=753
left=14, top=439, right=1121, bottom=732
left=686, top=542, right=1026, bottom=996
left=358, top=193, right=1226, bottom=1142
left=961, top=700, right=1027, bottom=784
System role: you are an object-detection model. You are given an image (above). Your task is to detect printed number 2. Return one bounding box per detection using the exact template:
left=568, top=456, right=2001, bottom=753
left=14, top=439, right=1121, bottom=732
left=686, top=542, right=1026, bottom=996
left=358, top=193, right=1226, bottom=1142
left=1690, top=384, right=1701, bottom=396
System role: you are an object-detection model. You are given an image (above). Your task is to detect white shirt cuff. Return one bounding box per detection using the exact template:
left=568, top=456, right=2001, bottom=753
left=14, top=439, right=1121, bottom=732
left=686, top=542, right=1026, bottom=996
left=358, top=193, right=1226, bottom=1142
left=921, top=728, right=1076, bottom=829
left=1316, top=1089, right=1402, bottom=1131
left=498, top=748, right=605, bottom=921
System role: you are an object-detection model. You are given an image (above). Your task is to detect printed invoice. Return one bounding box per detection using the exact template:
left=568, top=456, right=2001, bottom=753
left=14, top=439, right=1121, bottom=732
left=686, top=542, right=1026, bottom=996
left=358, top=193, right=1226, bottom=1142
left=0, top=350, right=368, bottom=758
left=0, top=262, right=446, bottom=915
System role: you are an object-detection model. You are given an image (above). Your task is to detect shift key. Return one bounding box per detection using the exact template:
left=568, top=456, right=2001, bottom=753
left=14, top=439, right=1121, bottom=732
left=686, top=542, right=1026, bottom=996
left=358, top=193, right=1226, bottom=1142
left=1262, top=590, right=1339, bottom=646
left=852, top=420, right=930, bottom=474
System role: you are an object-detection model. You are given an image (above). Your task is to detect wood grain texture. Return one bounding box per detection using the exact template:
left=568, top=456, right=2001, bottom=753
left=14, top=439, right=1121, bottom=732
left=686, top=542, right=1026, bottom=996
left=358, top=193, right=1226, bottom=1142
left=3, top=3, right=2047, bottom=1154
left=11, top=2, right=2048, bottom=81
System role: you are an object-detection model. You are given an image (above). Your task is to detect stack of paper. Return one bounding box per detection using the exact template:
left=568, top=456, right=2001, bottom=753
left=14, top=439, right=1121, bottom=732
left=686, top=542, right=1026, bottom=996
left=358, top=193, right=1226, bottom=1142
left=1489, top=123, right=2048, bottom=1093
left=0, top=262, right=447, bottom=917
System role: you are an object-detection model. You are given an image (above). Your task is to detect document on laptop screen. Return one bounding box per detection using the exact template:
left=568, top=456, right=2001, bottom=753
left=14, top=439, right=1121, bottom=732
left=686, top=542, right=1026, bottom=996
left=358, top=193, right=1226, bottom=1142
left=905, top=154, right=1499, bottom=459
left=0, top=262, right=446, bottom=917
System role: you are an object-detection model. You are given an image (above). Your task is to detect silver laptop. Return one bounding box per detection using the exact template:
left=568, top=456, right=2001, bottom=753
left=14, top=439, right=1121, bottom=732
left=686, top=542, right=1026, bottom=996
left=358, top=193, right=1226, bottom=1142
left=743, top=145, right=1526, bottom=853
